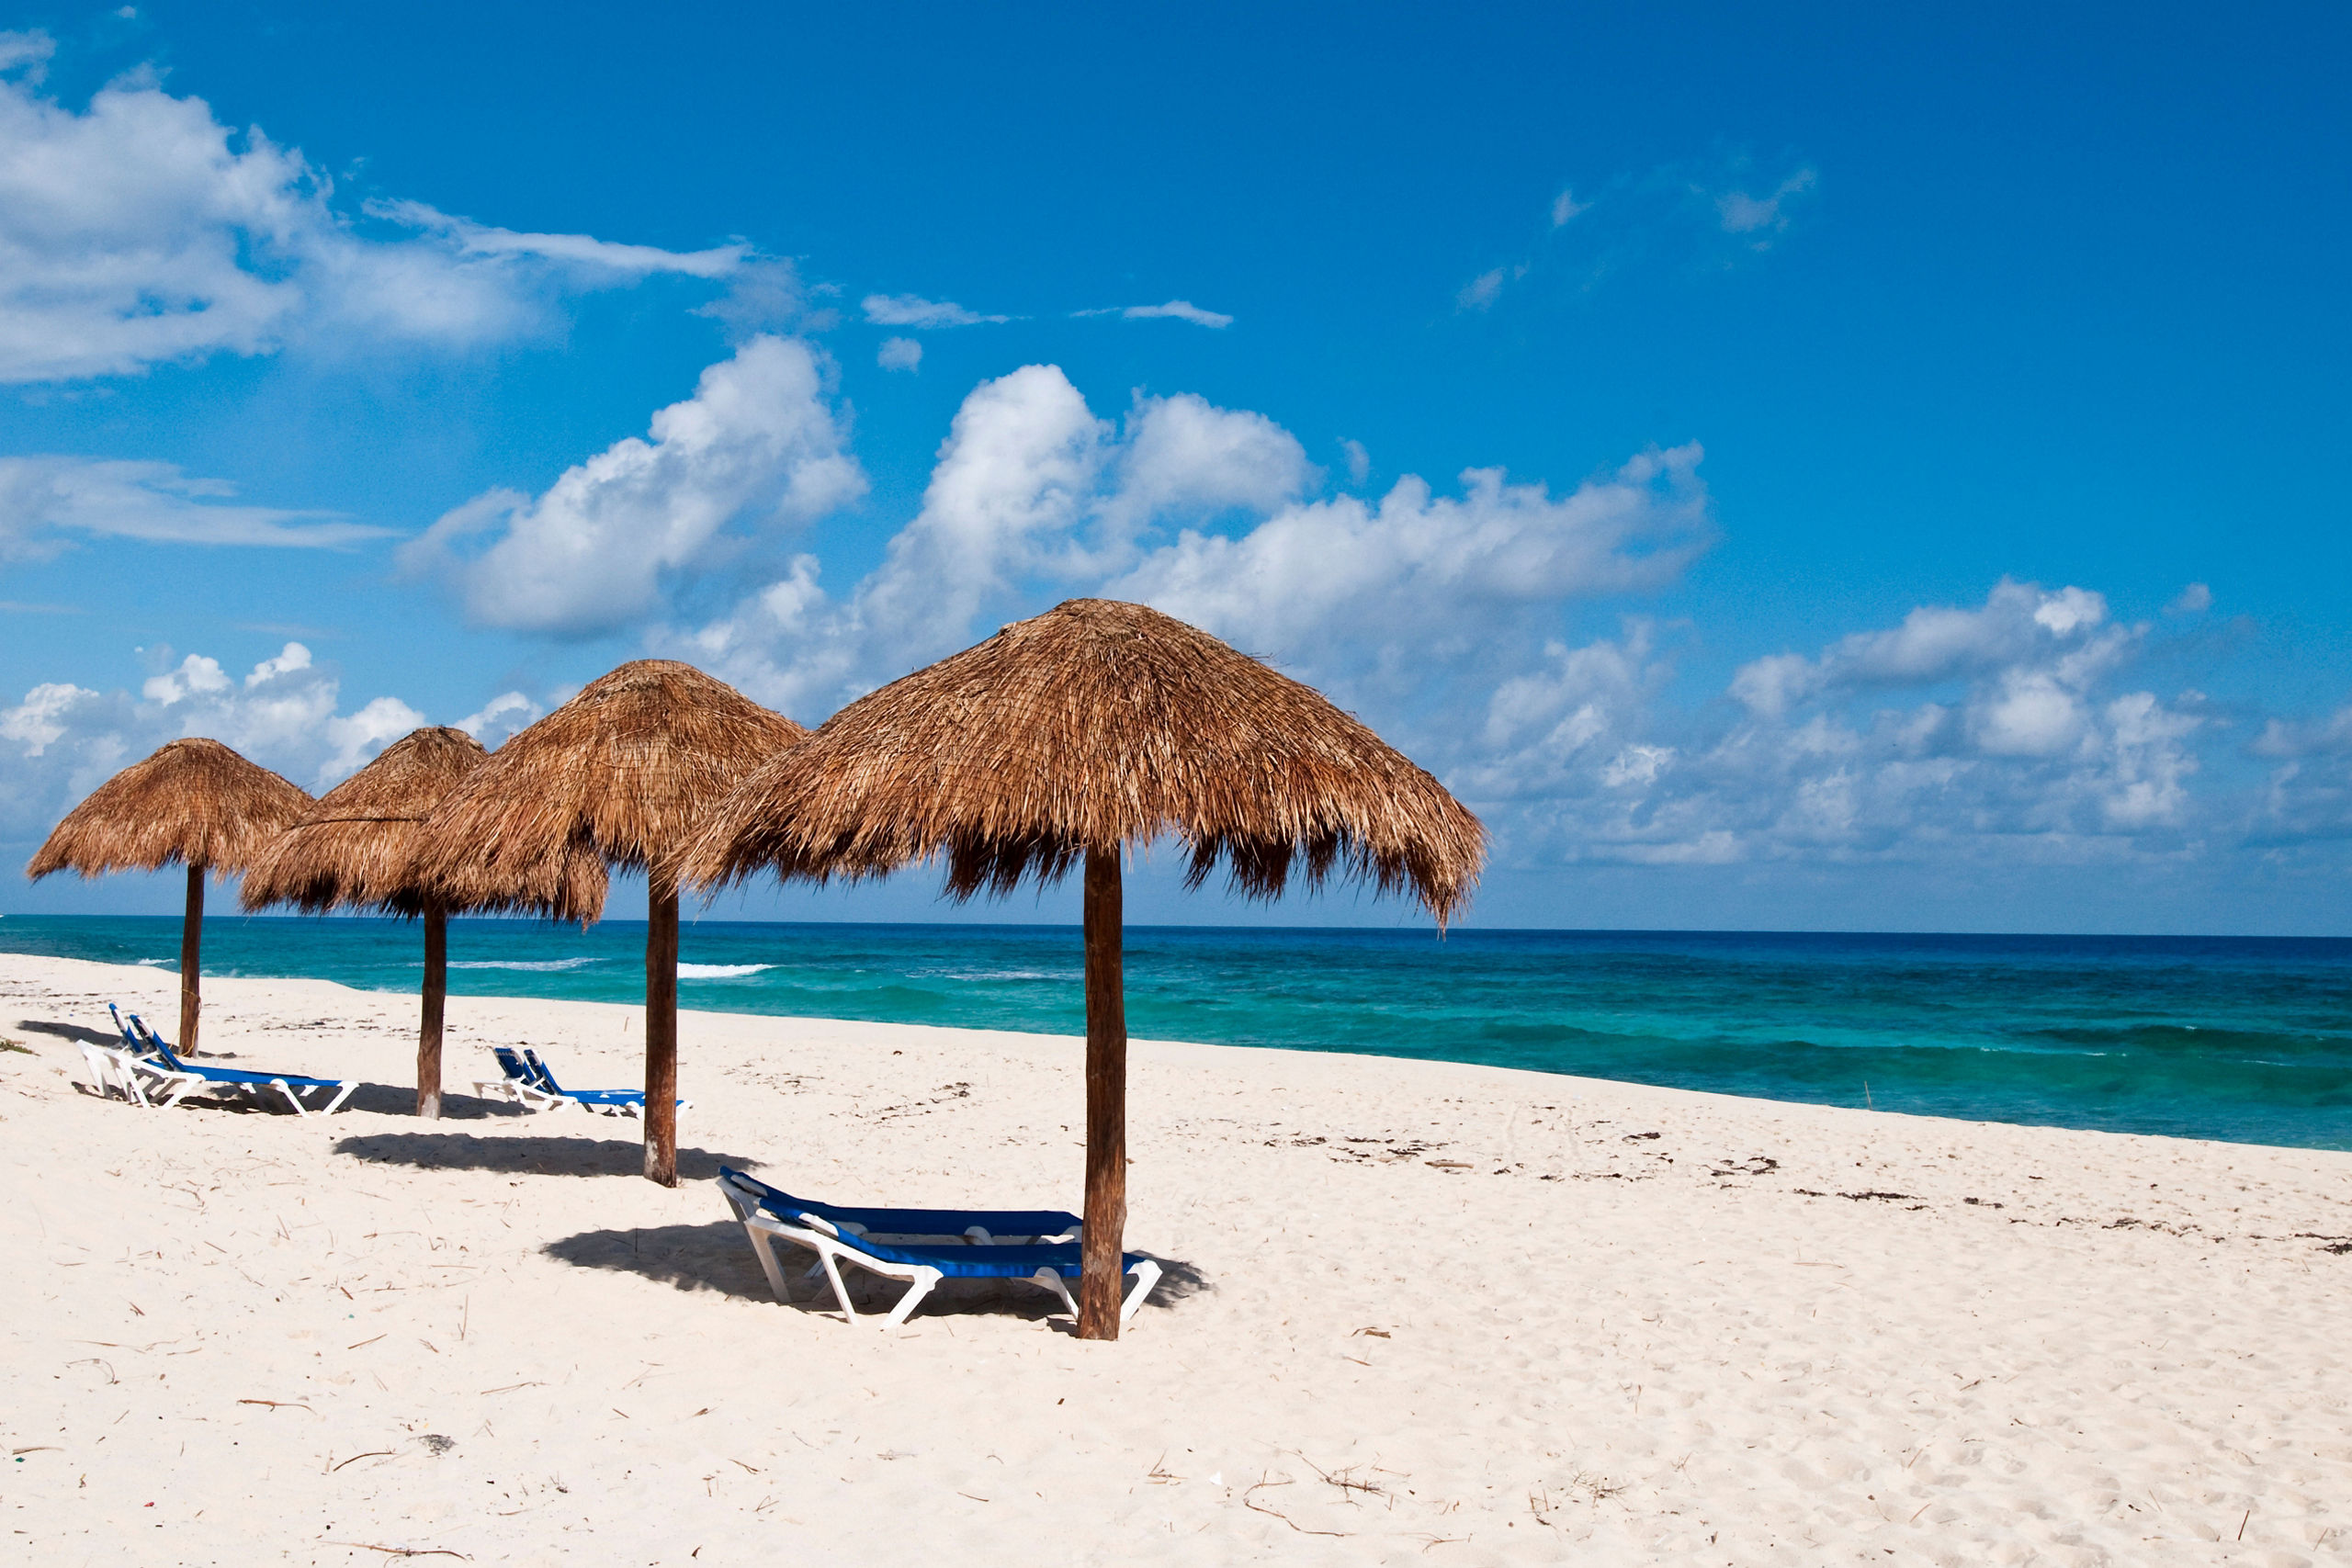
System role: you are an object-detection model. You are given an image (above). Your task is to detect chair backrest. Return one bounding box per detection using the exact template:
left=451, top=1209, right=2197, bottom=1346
left=491, top=1046, right=530, bottom=1082
left=522, top=1050, right=561, bottom=1092
left=127, top=1014, right=186, bottom=1069
left=721, top=1167, right=802, bottom=1214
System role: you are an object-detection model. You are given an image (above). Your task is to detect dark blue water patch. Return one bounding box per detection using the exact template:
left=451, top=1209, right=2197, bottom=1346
left=4, top=915, right=2348, bottom=1151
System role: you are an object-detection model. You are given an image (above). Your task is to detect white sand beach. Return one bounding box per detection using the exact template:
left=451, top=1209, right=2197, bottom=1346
left=3, top=951, right=2348, bottom=1566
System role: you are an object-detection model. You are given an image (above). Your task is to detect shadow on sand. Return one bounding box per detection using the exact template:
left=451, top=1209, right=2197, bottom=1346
left=17, top=1018, right=119, bottom=1047
left=333, top=1129, right=755, bottom=1180
left=542, top=1216, right=1214, bottom=1325
left=335, top=1082, right=530, bottom=1118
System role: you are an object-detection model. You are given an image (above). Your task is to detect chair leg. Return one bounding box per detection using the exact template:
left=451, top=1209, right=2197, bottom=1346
left=816, top=1248, right=858, bottom=1323
left=1120, top=1260, right=1164, bottom=1327
left=1031, top=1268, right=1077, bottom=1317
left=744, top=1226, right=792, bottom=1302
left=882, top=1267, right=944, bottom=1329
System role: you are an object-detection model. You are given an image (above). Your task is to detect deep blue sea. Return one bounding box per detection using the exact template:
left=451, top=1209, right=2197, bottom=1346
left=5, top=915, right=2348, bottom=1151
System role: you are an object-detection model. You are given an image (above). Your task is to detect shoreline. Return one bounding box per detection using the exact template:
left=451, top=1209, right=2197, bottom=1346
left=5, top=951, right=2349, bottom=1562
left=6, top=915, right=2347, bottom=1155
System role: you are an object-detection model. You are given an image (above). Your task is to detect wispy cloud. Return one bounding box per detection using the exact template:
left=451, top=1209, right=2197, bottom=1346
left=1455, top=154, right=1819, bottom=313
left=366, top=199, right=748, bottom=278
left=1455, top=265, right=1523, bottom=312
left=1073, top=299, right=1234, bottom=329
left=0, top=457, right=390, bottom=560
left=1708, top=167, right=1816, bottom=243
left=0, top=35, right=756, bottom=382
left=860, top=293, right=1010, bottom=328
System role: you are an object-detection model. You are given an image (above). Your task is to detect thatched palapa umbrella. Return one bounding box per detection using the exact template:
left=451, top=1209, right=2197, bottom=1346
left=678, top=598, right=1486, bottom=1340
left=410, top=661, right=807, bottom=1184
left=28, top=738, right=312, bottom=1055
left=240, top=727, right=490, bottom=1118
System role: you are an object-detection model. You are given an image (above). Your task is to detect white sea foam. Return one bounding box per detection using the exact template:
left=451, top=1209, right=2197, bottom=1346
left=448, top=958, right=597, bottom=972
left=136, top=957, right=173, bottom=967
left=677, top=963, right=773, bottom=979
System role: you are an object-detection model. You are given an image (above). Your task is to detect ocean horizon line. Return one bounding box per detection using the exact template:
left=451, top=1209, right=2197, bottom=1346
left=6, top=909, right=2350, bottom=946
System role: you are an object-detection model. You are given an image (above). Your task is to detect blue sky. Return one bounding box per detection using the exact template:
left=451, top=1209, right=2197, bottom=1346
left=4, top=2, right=2349, bottom=932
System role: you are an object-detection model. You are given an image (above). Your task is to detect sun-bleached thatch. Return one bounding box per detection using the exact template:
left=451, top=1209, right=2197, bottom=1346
left=677, top=598, right=1487, bottom=923
left=27, top=737, right=312, bottom=881
left=410, top=661, right=808, bottom=923
left=241, top=728, right=489, bottom=916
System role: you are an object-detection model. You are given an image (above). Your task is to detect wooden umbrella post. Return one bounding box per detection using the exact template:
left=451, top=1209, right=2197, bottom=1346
left=1078, top=847, right=1129, bottom=1341
left=418, top=896, right=447, bottom=1119
left=179, top=862, right=205, bottom=1055
left=643, top=874, right=682, bottom=1187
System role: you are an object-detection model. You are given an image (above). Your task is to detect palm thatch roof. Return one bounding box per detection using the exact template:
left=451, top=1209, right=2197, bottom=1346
left=410, top=660, right=807, bottom=923
left=240, top=727, right=490, bottom=916
left=677, top=598, right=1487, bottom=924
left=27, top=737, right=312, bottom=881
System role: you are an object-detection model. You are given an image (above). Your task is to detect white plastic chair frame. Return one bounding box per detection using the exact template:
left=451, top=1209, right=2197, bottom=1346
left=469, top=1073, right=569, bottom=1113
left=716, top=1173, right=1159, bottom=1331
left=80, top=1043, right=171, bottom=1106
left=105, top=1045, right=353, bottom=1116
left=471, top=1066, right=687, bottom=1120
left=243, top=1074, right=358, bottom=1116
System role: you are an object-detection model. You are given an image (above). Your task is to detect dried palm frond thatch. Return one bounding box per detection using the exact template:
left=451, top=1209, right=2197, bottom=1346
left=242, top=727, right=489, bottom=916
left=676, top=598, right=1486, bottom=1340
left=410, top=660, right=807, bottom=1181
left=28, top=737, right=311, bottom=882
left=27, top=737, right=311, bottom=1055
left=412, top=661, right=808, bottom=924
left=676, top=598, right=1486, bottom=922
left=241, top=726, right=489, bottom=1119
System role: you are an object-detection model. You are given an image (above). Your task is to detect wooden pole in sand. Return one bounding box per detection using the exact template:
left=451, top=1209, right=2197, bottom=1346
left=417, top=896, right=447, bottom=1119
left=643, top=874, right=681, bottom=1187
left=1078, top=847, right=1128, bottom=1341
left=179, top=862, right=204, bottom=1055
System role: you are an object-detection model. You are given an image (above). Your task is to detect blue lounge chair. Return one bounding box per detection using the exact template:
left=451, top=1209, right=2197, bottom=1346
left=108, top=1003, right=164, bottom=1057
left=472, top=1046, right=569, bottom=1111
left=716, top=1167, right=1159, bottom=1330
left=521, top=1048, right=689, bottom=1118
left=82, top=1007, right=166, bottom=1105
left=117, top=1010, right=356, bottom=1116
left=719, top=1166, right=1081, bottom=1244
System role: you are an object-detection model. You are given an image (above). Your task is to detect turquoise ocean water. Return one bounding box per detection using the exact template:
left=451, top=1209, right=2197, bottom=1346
left=4, top=915, right=2347, bottom=1151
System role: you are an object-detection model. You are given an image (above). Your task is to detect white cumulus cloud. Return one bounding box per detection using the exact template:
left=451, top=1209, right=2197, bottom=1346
left=1, top=642, right=534, bottom=849
left=400, top=335, right=866, bottom=637
left=454, top=692, right=540, bottom=747
left=664, top=366, right=1319, bottom=715
left=1111, top=444, right=1712, bottom=694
